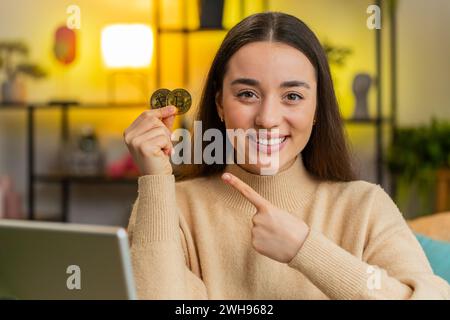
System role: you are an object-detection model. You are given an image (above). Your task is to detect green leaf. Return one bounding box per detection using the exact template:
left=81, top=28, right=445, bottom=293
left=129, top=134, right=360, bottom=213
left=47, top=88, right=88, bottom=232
left=322, top=41, right=353, bottom=67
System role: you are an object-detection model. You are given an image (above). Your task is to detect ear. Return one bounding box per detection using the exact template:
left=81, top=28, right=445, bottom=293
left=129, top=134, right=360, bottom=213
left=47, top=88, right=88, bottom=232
left=215, top=91, right=224, bottom=119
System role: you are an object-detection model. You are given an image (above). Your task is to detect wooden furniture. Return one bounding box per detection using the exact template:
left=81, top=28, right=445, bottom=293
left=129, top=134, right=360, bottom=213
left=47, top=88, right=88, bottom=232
left=408, top=212, right=450, bottom=242
left=436, top=169, right=450, bottom=212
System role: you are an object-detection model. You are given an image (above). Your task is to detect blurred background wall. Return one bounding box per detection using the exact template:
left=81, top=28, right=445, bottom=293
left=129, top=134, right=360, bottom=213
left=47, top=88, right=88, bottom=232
left=0, top=0, right=449, bottom=225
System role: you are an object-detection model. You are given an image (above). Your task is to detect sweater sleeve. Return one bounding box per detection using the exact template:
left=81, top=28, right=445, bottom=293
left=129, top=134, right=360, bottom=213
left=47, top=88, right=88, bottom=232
left=127, top=175, right=208, bottom=300
left=287, top=185, right=450, bottom=300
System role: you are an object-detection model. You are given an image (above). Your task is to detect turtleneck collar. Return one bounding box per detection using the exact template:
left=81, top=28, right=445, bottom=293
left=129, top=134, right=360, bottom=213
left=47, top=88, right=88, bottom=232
left=213, top=155, right=319, bottom=213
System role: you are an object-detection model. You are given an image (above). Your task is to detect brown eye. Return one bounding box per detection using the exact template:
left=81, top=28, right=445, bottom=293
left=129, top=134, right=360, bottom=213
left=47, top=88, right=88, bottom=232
left=287, top=93, right=303, bottom=101
left=237, top=91, right=256, bottom=99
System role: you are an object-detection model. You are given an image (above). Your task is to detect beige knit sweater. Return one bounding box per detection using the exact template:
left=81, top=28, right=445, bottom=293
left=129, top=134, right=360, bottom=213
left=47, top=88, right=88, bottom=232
left=127, top=156, right=450, bottom=299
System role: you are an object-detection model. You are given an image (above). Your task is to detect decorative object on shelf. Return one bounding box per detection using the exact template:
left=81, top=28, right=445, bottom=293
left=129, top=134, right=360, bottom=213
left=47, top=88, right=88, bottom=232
left=352, top=73, right=372, bottom=120
left=0, top=175, right=24, bottom=219
left=101, top=24, right=153, bottom=103
left=387, top=119, right=450, bottom=216
left=62, top=125, right=104, bottom=176
left=199, top=0, right=225, bottom=29
left=0, top=41, right=47, bottom=104
left=53, top=25, right=77, bottom=65
left=101, top=24, right=153, bottom=69
left=106, top=153, right=140, bottom=178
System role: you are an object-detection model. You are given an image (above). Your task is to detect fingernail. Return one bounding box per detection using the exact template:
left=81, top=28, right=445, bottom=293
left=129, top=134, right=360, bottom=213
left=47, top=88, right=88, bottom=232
left=222, top=173, right=231, bottom=181
left=170, top=148, right=175, bottom=156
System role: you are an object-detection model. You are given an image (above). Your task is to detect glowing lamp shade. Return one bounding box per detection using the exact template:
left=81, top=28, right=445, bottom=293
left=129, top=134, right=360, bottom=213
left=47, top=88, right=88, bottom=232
left=101, top=24, right=153, bottom=68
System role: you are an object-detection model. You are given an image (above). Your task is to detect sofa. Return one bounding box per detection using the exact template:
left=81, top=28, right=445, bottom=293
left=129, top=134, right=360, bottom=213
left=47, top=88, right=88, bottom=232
left=407, top=212, right=450, bottom=283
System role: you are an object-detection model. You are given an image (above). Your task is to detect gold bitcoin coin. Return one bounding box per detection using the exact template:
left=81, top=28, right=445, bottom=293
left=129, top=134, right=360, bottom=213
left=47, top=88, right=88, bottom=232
left=150, top=88, right=171, bottom=109
left=166, top=88, right=191, bottom=115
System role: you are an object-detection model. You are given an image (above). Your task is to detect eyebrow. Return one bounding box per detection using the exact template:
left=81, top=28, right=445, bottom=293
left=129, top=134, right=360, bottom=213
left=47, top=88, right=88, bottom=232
left=230, top=78, right=310, bottom=90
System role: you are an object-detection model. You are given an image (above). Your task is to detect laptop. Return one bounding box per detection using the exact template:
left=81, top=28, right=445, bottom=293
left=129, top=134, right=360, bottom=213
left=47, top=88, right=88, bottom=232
left=0, top=219, right=136, bottom=300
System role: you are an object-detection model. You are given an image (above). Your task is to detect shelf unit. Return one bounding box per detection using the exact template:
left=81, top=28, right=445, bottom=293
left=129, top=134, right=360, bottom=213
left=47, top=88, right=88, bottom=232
left=0, top=0, right=395, bottom=222
left=0, top=103, right=391, bottom=223
left=153, top=0, right=270, bottom=87
left=0, top=102, right=144, bottom=222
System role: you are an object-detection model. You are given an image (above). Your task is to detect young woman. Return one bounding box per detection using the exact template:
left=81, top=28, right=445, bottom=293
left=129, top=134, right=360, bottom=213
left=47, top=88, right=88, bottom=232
left=124, top=12, right=449, bottom=299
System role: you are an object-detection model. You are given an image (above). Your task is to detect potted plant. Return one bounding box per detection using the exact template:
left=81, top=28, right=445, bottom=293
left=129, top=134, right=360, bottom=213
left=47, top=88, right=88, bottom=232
left=0, top=41, right=47, bottom=104
left=387, top=119, right=450, bottom=216
left=322, top=41, right=352, bottom=67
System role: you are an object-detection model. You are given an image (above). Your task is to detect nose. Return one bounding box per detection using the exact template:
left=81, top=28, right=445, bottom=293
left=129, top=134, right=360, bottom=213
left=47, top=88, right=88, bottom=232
left=254, top=95, right=282, bottom=129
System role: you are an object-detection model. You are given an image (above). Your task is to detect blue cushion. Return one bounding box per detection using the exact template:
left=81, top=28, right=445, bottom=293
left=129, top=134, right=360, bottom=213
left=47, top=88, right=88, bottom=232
left=415, top=233, right=450, bottom=284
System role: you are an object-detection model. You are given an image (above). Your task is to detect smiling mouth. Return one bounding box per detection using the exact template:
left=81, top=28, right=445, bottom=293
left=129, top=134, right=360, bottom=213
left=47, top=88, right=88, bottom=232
left=247, top=134, right=289, bottom=154
left=250, top=136, right=287, bottom=145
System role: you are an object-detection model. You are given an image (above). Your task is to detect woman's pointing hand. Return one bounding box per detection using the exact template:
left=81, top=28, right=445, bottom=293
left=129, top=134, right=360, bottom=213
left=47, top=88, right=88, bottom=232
left=221, top=172, right=310, bottom=263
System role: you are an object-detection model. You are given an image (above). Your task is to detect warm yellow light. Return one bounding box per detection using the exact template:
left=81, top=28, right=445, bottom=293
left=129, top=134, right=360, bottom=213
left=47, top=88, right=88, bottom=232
left=101, top=24, right=153, bottom=68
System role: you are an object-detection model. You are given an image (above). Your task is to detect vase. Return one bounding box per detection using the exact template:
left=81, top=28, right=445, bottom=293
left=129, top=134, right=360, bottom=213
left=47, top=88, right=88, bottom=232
left=352, top=73, right=372, bottom=120
left=199, top=0, right=225, bottom=29
left=1, top=78, right=26, bottom=104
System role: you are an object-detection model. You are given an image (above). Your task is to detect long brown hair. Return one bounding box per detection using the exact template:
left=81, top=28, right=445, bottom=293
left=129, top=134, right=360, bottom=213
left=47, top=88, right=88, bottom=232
left=178, top=11, right=356, bottom=182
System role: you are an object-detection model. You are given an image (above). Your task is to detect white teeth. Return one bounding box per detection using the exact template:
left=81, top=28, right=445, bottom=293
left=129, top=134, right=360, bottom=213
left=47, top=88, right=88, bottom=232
left=256, top=137, right=286, bottom=145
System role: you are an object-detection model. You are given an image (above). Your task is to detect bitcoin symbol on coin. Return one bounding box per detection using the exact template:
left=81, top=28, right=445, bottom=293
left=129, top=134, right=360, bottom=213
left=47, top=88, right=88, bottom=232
left=150, top=88, right=191, bottom=115
left=150, top=88, right=171, bottom=109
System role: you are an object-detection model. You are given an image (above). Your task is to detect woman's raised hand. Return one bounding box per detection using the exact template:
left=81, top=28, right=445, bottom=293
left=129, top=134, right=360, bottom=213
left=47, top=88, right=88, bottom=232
left=124, top=105, right=177, bottom=176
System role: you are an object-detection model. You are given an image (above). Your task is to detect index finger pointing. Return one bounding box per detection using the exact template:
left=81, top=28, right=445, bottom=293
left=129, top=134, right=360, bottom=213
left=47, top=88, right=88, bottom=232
left=221, top=173, right=270, bottom=211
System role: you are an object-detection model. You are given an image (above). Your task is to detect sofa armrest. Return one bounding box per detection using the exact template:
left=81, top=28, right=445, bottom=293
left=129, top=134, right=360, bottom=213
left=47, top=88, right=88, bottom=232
left=408, top=212, right=450, bottom=242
